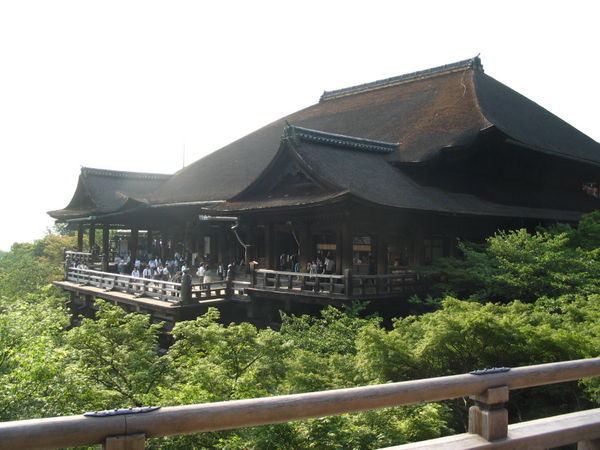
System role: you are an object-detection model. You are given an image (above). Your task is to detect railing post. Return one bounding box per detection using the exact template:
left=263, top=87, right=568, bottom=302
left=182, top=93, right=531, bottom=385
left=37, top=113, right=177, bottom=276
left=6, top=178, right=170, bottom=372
left=64, top=255, right=70, bottom=280
left=250, top=264, right=257, bottom=287
left=275, top=274, right=281, bottom=290
left=468, top=385, right=509, bottom=441
left=344, top=269, right=353, bottom=297
left=180, top=269, right=192, bottom=305
left=225, top=269, right=233, bottom=300
left=103, top=433, right=146, bottom=450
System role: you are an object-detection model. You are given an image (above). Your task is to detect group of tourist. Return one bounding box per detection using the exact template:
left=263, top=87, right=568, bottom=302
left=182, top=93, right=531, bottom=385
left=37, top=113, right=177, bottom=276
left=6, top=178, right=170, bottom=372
left=116, top=254, right=193, bottom=282
left=306, top=254, right=335, bottom=275
left=66, top=258, right=90, bottom=270
left=112, top=252, right=245, bottom=284
left=279, top=252, right=336, bottom=275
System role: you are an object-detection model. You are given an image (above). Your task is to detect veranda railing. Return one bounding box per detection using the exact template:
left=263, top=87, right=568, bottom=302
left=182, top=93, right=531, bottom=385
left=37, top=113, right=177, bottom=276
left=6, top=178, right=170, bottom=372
left=1, top=358, right=600, bottom=449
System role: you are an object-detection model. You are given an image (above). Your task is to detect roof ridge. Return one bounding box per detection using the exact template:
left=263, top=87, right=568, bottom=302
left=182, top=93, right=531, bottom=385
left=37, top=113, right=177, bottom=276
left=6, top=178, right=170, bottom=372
left=320, top=56, right=483, bottom=102
left=81, top=167, right=171, bottom=181
left=284, top=124, right=398, bottom=154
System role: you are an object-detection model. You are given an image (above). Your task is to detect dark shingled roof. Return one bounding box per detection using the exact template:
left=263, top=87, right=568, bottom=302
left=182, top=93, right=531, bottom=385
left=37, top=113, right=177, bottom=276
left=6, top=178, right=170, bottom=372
left=207, top=127, right=585, bottom=221
left=51, top=58, right=600, bottom=223
left=48, top=167, right=170, bottom=220
left=151, top=57, right=600, bottom=207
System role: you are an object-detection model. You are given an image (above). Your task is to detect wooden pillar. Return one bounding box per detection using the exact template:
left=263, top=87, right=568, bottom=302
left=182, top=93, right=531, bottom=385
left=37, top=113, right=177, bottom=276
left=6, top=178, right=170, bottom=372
left=344, top=268, right=354, bottom=296
left=184, top=222, right=192, bottom=257
left=146, top=229, right=153, bottom=256
left=298, top=222, right=311, bottom=272
left=102, top=224, right=110, bottom=271
left=77, top=224, right=84, bottom=252
left=241, top=224, right=254, bottom=265
left=217, top=225, right=226, bottom=264
left=409, top=226, right=425, bottom=266
left=468, top=385, right=508, bottom=442
left=341, top=222, right=353, bottom=272
left=180, top=269, right=192, bottom=305
left=376, top=232, right=387, bottom=274
left=264, top=224, right=274, bottom=270
left=335, top=228, right=343, bottom=275
left=88, top=225, right=96, bottom=252
left=130, top=228, right=139, bottom=263
left=161, top=229, right=169, bottom=260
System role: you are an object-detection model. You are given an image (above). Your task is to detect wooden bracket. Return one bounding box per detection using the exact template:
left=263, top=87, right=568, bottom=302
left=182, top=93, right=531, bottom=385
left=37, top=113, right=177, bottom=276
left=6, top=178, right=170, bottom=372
left=103, top=433, right=146, bottom=450
left=468, top=385, right=509, bottom=441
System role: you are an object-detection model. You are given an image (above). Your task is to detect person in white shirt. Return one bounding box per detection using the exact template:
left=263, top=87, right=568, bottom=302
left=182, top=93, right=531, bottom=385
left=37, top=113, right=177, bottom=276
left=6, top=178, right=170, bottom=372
left=142, top=266, right=152, bottom=279
left=196, top=263, right=206, bottom=283
left=131, top=268, right=140, bottom=277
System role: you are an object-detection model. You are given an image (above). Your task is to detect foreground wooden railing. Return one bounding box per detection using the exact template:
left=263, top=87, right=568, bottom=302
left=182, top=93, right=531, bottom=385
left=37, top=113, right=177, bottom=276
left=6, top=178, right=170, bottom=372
left=251, top=268, right=422, bottom=298
left=1, top=358, right=600, bottom=449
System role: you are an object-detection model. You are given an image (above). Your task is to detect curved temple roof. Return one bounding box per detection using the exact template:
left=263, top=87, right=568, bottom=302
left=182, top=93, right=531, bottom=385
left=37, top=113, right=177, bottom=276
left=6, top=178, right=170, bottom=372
left=150, top=56, right=600, bottom=207
left=48, top=167, right=170, bottom=220
left=50, top=57, right=600, bottom=222
left=206, top=124, right=584, bottom=221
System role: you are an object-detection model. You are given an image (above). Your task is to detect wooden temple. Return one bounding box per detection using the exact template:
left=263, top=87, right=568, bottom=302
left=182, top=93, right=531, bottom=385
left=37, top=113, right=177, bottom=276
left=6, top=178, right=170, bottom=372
left=48, top=57, right=600, bottom=318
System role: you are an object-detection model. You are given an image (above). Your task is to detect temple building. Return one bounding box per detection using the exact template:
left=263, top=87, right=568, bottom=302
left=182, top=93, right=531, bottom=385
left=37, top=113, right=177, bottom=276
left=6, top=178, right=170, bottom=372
left=49, top=57, right=600, bottom=277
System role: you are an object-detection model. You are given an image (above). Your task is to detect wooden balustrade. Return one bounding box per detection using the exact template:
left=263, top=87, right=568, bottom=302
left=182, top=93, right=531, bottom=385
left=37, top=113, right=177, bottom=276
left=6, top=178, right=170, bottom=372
left=252, top=269, right=345, bottom=296
left=1, top=358, right=600, bottom=449
left=64, top=266, right=422, bottom=306
left=251, top=268, right=421, bottom=299
left=66, top=267, right=183, bottom=303
left=64, top=268, right=248, bottom=305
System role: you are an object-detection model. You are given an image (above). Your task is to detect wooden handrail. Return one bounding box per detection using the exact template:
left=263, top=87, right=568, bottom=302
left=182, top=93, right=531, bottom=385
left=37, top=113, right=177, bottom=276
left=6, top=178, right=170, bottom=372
left=255, top=268, right=344, bottom=280
left=1, top=358, right=599, bottom=449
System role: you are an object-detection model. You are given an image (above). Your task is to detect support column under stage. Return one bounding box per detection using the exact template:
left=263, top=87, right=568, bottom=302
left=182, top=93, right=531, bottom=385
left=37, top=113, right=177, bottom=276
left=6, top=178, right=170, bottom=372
left=102, top=224, right=110, bottom=271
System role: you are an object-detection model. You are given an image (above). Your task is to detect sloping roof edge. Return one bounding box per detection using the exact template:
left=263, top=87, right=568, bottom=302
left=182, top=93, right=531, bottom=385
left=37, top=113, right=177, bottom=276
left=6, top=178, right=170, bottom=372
left=320, top=56, right=483, bottom=101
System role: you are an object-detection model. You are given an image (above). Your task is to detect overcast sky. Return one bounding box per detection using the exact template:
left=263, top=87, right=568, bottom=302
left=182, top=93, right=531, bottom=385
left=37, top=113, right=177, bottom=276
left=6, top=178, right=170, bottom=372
left=1, top=1, right=598, bottom=251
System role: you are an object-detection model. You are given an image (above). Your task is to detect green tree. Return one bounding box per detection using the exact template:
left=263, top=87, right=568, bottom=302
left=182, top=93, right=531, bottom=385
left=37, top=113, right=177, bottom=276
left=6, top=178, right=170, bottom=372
left=416, top=213, right=600, bottom=303
left=0, top=287, right=70, bottom=420
left=64, top=300, right=170, bottom=409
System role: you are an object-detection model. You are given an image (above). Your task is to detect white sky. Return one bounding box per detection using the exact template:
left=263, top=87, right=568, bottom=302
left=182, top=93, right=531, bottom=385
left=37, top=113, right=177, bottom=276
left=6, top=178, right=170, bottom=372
left=1, top=0, right=598, bottom=251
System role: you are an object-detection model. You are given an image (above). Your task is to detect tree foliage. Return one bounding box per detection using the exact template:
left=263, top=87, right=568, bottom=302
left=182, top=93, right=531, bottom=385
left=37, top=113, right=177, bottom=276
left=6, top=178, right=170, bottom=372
left=1, top=215, right=600, bottom=447
left=416, top=212, right=600, bottom=303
